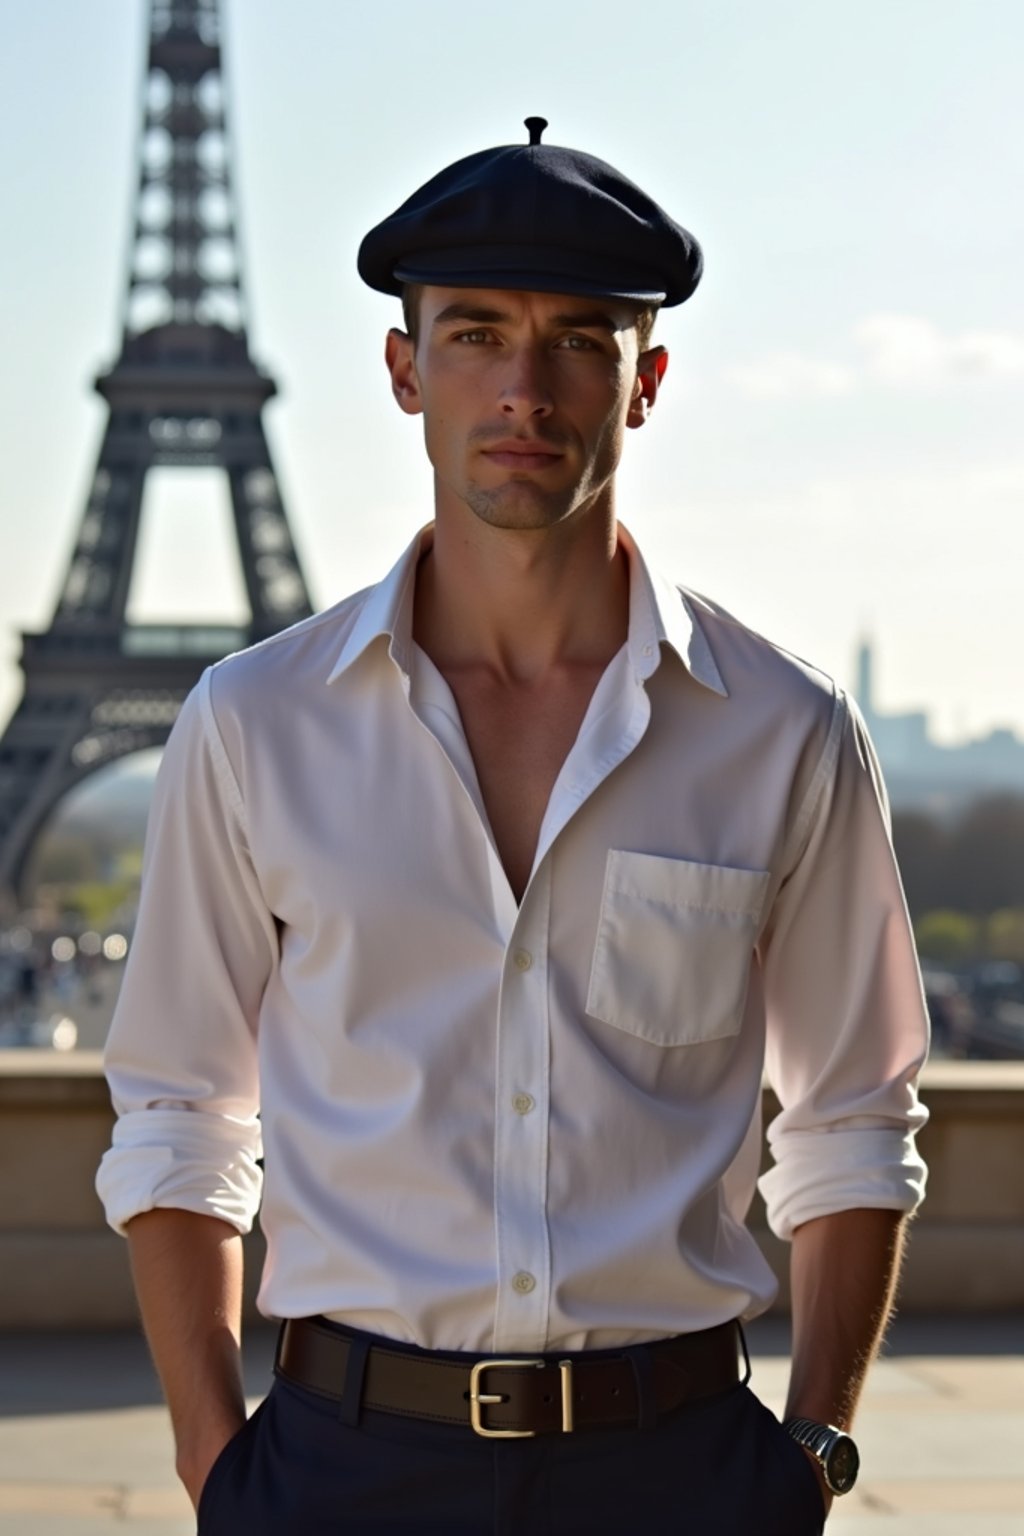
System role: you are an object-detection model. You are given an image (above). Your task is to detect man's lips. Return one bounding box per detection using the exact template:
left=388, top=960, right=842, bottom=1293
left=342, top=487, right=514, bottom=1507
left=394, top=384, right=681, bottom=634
left=479, top=440, right=565, bottom=471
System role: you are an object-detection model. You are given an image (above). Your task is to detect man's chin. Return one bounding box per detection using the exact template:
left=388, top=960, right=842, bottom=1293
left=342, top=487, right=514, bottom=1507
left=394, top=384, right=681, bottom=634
left=463, top=485, right=577, bottom=531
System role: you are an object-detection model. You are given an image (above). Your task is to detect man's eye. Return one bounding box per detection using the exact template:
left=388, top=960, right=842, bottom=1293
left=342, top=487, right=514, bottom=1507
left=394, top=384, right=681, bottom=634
left=454, top=329, right=492, bottom=344
left=558, top=335, right=597, bottom=350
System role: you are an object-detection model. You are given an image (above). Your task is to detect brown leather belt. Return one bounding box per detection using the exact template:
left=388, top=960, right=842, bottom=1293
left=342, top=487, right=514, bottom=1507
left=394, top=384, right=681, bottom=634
left=275, top=1316, right=741, bottom=1437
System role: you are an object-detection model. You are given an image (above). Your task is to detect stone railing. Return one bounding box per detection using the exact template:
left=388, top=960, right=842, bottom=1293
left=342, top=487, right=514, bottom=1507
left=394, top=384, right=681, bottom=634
left=1, top=1054, right=1021, bottom=1328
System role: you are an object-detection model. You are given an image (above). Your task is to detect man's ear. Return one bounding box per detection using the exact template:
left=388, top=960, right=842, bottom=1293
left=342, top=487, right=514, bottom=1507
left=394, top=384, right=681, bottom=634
left=385, top=328, right=423, bottom=416
left=626, top=345, right=669, bottom=429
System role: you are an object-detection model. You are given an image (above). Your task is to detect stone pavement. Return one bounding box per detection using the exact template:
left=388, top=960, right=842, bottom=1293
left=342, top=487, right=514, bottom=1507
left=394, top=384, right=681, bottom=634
left=0, top=1315, right=1021, bottom=1534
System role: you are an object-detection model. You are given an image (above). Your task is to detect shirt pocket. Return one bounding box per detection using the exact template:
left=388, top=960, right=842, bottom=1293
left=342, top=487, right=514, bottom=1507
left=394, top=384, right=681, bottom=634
left=586, top=851, right=770, bottom=1047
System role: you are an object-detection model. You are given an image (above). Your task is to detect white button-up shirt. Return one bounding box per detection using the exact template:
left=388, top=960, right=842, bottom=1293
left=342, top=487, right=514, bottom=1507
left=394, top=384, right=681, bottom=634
left=97, top=525, right=929, bottom=1353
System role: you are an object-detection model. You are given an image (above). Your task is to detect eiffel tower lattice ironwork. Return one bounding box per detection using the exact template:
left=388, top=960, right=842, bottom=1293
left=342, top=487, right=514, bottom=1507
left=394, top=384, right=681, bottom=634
left=0, top=0, right=312, bottom=902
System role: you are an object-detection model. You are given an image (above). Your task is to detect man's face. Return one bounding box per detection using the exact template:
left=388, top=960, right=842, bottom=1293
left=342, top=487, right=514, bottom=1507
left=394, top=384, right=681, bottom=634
left=385, top=286, right=666, bottom=532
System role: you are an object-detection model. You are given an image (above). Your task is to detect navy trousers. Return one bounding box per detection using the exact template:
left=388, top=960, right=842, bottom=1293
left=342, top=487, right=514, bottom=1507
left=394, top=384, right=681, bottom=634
left=196, top=1347, right=827, bottom=1535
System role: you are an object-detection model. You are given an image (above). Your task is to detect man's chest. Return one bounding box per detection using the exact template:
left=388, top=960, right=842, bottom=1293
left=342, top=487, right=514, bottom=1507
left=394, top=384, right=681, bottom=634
left=244, top=659, right=791, bottom=1139
left=244, top=655, right=811, bottom=943
left=442, top=665, right=608, bottom=903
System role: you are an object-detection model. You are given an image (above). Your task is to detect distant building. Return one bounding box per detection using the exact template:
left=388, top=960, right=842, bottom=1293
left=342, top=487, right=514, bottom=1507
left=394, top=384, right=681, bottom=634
left=854, top=639, right=1024, bottom=812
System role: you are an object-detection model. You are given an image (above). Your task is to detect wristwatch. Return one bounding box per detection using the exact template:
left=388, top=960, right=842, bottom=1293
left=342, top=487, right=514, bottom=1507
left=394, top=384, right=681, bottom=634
left=783, top=1417, right=860, bottom=1496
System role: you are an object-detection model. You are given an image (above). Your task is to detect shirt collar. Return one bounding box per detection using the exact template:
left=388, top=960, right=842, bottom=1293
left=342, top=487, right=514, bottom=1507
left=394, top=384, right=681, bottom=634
left=619, top=524, right=728, bottom=696
left=326, top=525, right=431, bottom=683
left=326, top=521, right=728, bottom=698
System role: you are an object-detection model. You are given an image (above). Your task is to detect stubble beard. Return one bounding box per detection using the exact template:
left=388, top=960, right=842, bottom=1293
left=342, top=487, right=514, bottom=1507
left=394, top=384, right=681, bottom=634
left=438, top=418, right=624, bottom=531
left=461, top=477, right=583, bottom=531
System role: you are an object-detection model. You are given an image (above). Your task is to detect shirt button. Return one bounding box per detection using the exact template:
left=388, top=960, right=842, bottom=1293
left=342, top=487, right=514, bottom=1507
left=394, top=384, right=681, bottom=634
left=512, top=1092, right=535, bottom=1116
left=642, top=642, right=654, bottom=658
left=511, top=1271, right=536, bottom=1295
left=512, top=948, right=533, bottom=972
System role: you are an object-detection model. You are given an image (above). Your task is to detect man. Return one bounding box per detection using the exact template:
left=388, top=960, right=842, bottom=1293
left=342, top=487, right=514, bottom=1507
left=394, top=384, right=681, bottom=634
left=98, top=119, right=929, bottom=1534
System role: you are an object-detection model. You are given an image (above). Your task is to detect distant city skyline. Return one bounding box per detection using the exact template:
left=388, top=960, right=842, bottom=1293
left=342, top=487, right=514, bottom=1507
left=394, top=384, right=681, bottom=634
left=854, top=638, right=1024, bottom=810
left=2, top=0, right=1022, bottom=747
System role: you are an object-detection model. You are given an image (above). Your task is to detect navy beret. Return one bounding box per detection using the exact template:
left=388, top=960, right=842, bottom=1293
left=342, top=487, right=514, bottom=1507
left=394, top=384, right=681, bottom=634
left=358, top=118, right=703, bottom=309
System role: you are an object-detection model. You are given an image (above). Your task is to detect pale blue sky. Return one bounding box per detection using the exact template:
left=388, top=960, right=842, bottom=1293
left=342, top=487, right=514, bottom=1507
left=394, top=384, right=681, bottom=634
left=1, top=0, right=1022, bottom=742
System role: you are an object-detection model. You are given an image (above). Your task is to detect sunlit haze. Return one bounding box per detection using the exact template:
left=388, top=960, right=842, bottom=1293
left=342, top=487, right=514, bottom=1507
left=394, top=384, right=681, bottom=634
left=1, top=0, right=1021, bottom=743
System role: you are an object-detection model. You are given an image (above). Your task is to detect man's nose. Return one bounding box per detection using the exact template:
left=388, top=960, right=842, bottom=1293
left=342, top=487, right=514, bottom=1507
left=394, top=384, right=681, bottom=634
left=498, top=347, right=554, bottom=418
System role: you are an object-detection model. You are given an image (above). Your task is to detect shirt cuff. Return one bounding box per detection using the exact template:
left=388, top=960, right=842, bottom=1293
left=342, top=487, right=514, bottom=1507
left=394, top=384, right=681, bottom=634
left=758, top=1125, right=928, bottom=1241
left=95, top=1107, right=264, bottom=1236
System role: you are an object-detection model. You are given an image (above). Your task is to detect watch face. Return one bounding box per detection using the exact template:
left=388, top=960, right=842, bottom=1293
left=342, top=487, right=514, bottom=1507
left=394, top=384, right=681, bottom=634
left=825, top=1435, right=860, bottom=1495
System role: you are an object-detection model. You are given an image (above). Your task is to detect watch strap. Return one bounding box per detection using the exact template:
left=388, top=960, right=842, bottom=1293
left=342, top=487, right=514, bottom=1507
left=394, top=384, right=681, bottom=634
left=785, top=1416, right=839, bottom=1457
left=783, top=1416, right=859, bottom=1496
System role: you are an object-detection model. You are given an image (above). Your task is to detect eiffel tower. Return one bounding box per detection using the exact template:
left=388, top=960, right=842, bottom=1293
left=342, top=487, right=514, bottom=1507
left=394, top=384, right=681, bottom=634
left=0, top=0, right=312, bottom=904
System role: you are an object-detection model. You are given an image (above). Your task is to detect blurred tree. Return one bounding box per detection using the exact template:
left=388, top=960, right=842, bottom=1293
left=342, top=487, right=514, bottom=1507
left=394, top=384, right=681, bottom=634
left=985, top=908, right=1024, bottom=964
left=914, top=909, right=981, bottom=964
left=32, top=835, right=98, bottom=884
left=69, top=881, right=137, bottom=930
left=893, top=795, right=1024, bottom=918
left=949, top=797, right=1024, bottom=913
left=891, top=811, right=948, bottom=915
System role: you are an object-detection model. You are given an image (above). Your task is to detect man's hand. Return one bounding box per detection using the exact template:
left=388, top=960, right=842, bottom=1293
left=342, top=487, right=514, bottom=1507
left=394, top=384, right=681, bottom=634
left=783, top=1208, right=907, bottom=1524
left=125, top=1209, right=248, bottom=1513
left=176, top=1413, right=246, bottom=1514
left=796, top=1443, right=834, bottom=1520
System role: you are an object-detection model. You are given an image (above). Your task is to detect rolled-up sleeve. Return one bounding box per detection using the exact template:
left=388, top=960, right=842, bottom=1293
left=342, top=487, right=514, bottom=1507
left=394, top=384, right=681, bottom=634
left=96, top=666, right=277, bottom=1235
left=757, top=690, right=929, bottom=1241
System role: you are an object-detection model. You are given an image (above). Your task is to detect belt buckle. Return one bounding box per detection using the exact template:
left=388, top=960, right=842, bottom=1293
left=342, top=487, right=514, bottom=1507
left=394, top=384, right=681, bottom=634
left=469, top=1358, right=574, bottom=1439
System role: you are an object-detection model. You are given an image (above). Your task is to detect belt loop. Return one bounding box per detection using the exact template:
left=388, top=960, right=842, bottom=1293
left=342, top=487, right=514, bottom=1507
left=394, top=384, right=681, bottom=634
left=736, top=1321, right=752, bottom=1387
left=337, top=1333, right=370, bottom=1427
left=624, top=1344, right=658, bottom=1431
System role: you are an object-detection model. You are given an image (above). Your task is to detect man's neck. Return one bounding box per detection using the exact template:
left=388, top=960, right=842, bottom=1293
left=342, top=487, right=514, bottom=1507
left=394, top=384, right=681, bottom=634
left=413, top=502, right=629, bottom=685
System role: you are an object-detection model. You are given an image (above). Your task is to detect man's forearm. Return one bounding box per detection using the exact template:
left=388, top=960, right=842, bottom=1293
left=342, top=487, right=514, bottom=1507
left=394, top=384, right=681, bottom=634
left=784, top=1206, right=907, bottom=1430
left=125, top=1207, right=247, bottom=1511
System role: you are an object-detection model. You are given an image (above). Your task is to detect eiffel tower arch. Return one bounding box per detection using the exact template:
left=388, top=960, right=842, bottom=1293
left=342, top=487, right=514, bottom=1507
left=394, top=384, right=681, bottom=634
left=0, top=0, right=313, bottom=905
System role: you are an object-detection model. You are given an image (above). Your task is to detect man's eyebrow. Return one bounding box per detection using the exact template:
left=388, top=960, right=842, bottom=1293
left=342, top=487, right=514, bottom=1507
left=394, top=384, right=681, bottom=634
left=430, top=303, right=622, bottom=332
left=431, top=304, right=514, bottom=328
left=549, top=310, right=620, bottom=333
